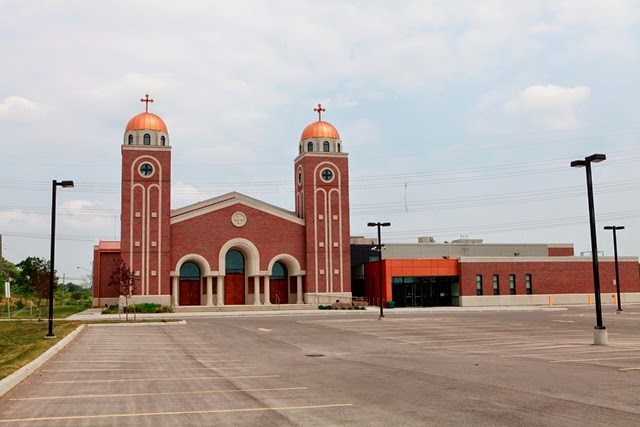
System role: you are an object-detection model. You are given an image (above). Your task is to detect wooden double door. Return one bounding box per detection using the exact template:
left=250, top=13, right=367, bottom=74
left=179, top=280, right=201, bottom=306
left=225, top=274, right=245, bottom=305
left=270, top=278, right=288, bottom=304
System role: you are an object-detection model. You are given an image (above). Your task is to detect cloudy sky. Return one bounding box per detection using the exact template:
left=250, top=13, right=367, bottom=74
left=1, top=0, right=640, bottom=283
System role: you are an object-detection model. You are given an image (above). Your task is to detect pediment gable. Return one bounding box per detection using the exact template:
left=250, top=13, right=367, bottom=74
left=170, top=192, right=304, bottom=225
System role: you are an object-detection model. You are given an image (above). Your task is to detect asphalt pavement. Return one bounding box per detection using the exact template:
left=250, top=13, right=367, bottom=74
left=1, top=305, right=639, bottom=426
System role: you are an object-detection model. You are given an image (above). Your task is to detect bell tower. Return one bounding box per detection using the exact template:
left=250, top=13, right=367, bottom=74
left=294, top=104, right=351, bottom=301
left=121, top=95, right=172, bottom=304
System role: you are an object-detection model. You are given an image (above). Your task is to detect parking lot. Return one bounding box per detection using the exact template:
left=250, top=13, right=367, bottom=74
left=0, top=306, right=639, bottom=426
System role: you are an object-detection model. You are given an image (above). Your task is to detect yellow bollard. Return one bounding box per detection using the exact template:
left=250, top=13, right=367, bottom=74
left=613, top=294, right=617, bottom=305
left=548, top=295, right=552, bottom=307
left=588, top=294, right=591, bottom=305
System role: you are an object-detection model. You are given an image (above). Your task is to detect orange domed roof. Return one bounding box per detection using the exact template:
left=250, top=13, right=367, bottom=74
left=300, top=121, right=340, bottom=140
left=125, top=112, right=168, bottom=133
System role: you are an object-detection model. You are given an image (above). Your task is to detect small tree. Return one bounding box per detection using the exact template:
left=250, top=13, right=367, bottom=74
left=16, top=257, right=55, bottom=321
left=107, top=257, right=137, bottom=321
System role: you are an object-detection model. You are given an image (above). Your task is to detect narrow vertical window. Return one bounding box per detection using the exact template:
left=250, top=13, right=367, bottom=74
left=299, top=144, right=302, bottom=154
left=161, top=136, right=165, bottom=146
left=476, top=275, right=483, bottom=296
left=307, top=141, right=313, bottom=152
left=525, top=274, right=532, bottom=295
left=323, top=141, right=330, bottom=152
left=144, top=134, right=151, bottom=145
left=337, top=143, right=341, bottom=152
left=509, top=274, right=516, bottom=295
left=493, top=274, right=499, bottom=295
left=128, top=134, right=133, bottom=145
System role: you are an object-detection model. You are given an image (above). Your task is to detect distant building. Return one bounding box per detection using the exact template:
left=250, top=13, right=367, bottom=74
left=351, top=239, right=640, bottom=307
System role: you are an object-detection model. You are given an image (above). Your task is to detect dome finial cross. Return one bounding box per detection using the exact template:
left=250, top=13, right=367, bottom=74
left=313, top=103, right=326, bottom=121
left=140, top=94, right=154, bottom=113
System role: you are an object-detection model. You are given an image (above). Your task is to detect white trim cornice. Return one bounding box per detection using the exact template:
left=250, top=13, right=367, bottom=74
left=170, top=191, right=305, bottom=225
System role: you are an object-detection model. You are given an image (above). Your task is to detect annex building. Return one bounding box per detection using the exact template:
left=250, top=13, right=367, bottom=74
left=93, top=97, right=351, bottom=308
left=352, top=239, right=640, bottom=308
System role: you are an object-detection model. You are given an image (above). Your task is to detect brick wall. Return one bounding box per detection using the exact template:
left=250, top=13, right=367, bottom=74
left=460, top=259, right=640, bottom=296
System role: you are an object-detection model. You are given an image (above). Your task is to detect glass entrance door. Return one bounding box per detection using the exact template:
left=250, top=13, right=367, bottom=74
left=392, top=276, right=459, bottom=307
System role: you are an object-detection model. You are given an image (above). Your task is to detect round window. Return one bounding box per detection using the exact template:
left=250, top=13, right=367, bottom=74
left=320, top=168, right=334, bottom=182
left=139, top=163, right=154, bottom=177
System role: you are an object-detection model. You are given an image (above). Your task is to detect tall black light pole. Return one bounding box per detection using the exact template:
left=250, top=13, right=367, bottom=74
left=604, top=225, right=625, bottom=312
left=368, top=222, right=391, bottom=318
left=47, top=180, right=74, bottom=338
left=571, top=154, right=607, bottom=345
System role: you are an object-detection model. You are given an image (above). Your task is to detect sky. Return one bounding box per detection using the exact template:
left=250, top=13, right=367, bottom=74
left=1, top=0, right=640, bottom=284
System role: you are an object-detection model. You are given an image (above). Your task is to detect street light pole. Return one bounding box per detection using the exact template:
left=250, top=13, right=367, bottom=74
left=367, top=222, right=391, bottom=318
left=47, top=180, right=74, bottom=339
left=604, top=225, right=625, bottom=312
left=571, top=154, right=607, bottom=345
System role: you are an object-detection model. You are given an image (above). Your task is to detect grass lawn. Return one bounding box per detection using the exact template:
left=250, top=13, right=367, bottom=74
left=7, top=304, right=90, bottom=320
left=0, top=321, right=80, bottom=380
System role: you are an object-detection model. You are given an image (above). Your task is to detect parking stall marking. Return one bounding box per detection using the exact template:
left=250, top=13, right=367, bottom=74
left=44, top=374, right=280, bottom=384
left=550, top=355, right=640, bottom=363
left=0, top=403, right=355, bottom=424
left=44, top=366, right=258, bottom=372
left=9, top=387, right=309, bottom=401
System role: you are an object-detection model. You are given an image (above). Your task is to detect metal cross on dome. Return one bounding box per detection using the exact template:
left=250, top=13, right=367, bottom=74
left=140, top=94, right=154, bottom=113
left=314, top=103, right=326, bottom=121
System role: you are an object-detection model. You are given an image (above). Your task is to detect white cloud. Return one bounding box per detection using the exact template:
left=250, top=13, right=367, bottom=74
left=171, top=182, right=207, bottom=208
left=504, top=84, right=590, bottom=130
left=0, top=96, right=42, bottom=122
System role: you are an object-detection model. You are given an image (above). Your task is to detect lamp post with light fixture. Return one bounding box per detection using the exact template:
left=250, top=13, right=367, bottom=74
left=47, top=180, right=74, bottom=339
left=570, top=154, right=607, bottom=345
left=604, top=225, right=624, bottom=312
left=367, top=222, right=391, bottom=318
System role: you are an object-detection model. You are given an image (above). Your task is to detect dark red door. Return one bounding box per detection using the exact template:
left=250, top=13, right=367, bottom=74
left=270, top=279, right=288, bottom=304
left=225, top=274, right=245, bottom=305
left=179, top=280, right=200, bottom=305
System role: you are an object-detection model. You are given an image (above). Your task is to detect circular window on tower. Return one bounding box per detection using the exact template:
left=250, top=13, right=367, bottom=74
left=139, top=163, right=154, bottom=177
left=320, top=168, right=334, bottom=182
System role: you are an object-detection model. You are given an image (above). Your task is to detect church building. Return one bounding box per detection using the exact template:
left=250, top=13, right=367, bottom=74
left=93, top=96, right=352, bottom=309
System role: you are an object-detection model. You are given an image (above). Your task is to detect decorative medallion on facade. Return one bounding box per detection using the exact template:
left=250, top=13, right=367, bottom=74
left=231, top=211, right=247, bottom=227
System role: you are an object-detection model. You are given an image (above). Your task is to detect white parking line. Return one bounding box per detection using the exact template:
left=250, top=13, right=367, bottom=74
left=10, top=387, right=308, bottom=401
left=44, top=374, right=280, bottom=384
left=0, top=403, right=354, bottom=423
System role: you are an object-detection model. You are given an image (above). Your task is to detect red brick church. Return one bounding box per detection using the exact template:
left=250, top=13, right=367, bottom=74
left=93, top=96, right=351, bottom=308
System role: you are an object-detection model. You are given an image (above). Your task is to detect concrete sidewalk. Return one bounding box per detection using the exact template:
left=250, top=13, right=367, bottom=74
left=67, top=305, right=567, bottom=321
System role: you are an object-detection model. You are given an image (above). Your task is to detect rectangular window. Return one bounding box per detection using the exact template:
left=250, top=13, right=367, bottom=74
left=476, top=275, right=483, bottom=296
left=525, top=274, right=532, bottom=295
left=509, top=274, right=516, bottom=295
left=493, top=274, right=499, bottom=295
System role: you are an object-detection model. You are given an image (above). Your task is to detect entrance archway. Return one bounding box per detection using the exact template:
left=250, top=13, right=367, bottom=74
left=270, top=261, right=289, bottom=304
left=179, top=262, right=201, bottom=305
left=225, top=250, right=245, bottom=305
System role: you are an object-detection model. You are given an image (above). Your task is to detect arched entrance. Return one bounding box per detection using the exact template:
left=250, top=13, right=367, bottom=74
left=270, top=261, right=289, bottom=304
left=179, top=262, right=201, bottom=306
left=225, top=250, right=245, bottom=305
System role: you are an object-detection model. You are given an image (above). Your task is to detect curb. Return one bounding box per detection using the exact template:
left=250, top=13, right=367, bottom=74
left=0, top=324, right=86, bottom=398
left=87, top=320, right=187, bottom=327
